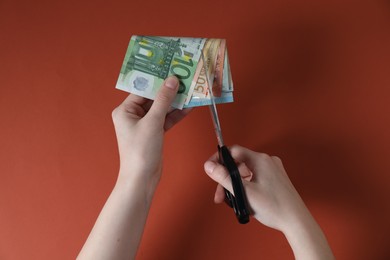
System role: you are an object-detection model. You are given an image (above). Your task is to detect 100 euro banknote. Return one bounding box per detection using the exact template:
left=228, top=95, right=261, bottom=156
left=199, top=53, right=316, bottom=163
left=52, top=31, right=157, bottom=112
left=115, top=35, right=233, bottom=109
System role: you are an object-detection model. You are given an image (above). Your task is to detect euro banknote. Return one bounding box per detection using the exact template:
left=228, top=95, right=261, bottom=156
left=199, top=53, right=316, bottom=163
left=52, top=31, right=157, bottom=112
left=115, top=35, right=233, bottom=109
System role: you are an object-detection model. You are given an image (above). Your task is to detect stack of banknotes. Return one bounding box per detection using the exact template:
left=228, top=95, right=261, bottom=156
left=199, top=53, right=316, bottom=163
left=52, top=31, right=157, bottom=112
left=115, top=35, right=234, bottom=109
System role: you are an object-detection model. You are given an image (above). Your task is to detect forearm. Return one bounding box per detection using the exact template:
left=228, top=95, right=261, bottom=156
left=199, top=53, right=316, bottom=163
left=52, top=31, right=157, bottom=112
left=283, top=203, right=334, bottom=260
left=78, top=173, right=157, bottom=260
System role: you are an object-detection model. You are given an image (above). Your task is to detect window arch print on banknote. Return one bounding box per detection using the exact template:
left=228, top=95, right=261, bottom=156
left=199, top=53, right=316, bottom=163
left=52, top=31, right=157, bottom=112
left=130, top=36, right=177, bottom=79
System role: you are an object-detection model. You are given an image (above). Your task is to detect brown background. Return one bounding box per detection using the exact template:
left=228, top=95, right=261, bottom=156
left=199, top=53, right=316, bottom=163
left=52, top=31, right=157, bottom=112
left=1, top=0, right=390, bottom=259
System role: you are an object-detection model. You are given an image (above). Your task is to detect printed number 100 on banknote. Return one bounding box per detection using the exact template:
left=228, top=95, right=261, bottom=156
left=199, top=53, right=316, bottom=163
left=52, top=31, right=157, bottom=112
left=115, top=35, right=233, bottom=109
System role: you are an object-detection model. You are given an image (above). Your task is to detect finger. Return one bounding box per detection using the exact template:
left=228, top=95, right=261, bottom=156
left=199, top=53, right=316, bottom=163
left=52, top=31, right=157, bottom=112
left=141, top=99, right=153, bottom=113
left=207, top=145, right=257, bottom=164
left=121, top=94, right=148, bottom=112
left=164, top=108, right=193, bottom=131
left=204, top=161, right=234, bottom=195
left=237, top=162, right=254, bottom=181
left=214, top=184, right=226, bottom=204
left=228, top=145, right=262, bottom=170
left=147, top=76, right=179, bottom=124
left=206, top=150, right=254, bottom=180
left=207, top=151, right=220, bottom=163
left=112, top=94, right=149, bottom=125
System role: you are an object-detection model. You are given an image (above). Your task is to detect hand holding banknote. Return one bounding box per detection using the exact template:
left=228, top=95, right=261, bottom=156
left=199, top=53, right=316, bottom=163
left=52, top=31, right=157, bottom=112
left=112, top=75, right=192, bottom=181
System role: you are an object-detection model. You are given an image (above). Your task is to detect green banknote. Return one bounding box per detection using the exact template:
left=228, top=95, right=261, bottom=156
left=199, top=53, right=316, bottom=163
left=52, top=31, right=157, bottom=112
left=115, top=35, right=234, bottom=109
left=116, top=36, right=206, bottom=109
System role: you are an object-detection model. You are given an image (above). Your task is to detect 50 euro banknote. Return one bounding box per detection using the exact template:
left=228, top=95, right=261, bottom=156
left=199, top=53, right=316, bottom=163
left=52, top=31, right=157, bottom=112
left=115, top=35, right=233, bottom=109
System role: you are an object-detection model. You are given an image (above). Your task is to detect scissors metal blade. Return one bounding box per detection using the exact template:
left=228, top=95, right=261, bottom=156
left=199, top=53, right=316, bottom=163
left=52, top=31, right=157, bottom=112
left=200, top=51, right=224, bottom=147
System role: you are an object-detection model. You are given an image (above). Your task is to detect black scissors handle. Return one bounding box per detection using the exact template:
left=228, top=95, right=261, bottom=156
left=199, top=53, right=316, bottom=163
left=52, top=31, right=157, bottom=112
left=218, top=145, right=250, bottom=224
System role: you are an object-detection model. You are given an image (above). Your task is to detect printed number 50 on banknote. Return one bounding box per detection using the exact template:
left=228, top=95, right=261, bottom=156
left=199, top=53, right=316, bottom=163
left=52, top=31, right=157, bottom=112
left=115, top=35, right=233, bottom=109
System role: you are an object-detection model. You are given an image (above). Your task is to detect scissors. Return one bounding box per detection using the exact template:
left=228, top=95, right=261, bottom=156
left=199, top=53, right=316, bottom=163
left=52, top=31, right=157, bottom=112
left=200, top=51, right=250, bottom=224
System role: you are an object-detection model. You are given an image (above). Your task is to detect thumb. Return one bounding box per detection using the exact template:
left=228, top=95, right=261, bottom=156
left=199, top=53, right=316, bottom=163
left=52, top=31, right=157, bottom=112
left=204, top=161, right=234, bottom=194
left=148, top=76, right=179, bottom=120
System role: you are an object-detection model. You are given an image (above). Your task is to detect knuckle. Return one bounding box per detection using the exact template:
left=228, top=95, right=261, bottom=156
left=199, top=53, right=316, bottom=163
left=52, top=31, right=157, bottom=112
left=257, top=152, right=271, bottom=162
left=271, top=155, right=284, bottom=167
left=111, top=107, right=120, bottom=121
left=229, top=144, right=241, bottom=151
left=271, top=155, right=282, bottom=162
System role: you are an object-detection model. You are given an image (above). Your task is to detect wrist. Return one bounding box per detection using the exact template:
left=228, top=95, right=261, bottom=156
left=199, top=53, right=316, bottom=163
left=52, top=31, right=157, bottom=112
left=115, top=168, right=161, bottom=203
left=282, top=204, right=334, bottom=260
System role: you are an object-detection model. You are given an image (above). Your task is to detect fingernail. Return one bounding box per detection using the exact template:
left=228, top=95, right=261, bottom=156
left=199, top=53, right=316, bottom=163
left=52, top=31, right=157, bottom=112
left=204, top=161, right=216, bottom=174
left=165, top=76, right=178, bottom=89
